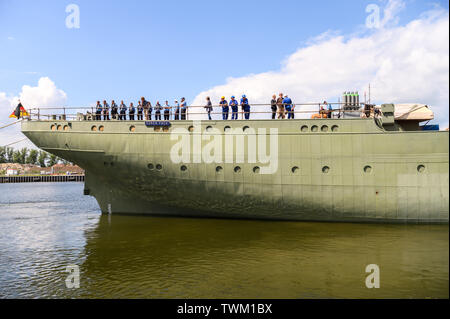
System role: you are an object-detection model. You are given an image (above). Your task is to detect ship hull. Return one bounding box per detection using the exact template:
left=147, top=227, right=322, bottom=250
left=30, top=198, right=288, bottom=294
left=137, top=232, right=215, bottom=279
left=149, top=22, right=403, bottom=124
left=22, top=118, right=449, bottom=223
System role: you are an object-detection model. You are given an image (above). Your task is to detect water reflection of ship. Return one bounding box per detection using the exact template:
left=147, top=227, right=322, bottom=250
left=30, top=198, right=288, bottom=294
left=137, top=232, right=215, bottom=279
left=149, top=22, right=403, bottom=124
left=78, top=214, right=449, bottom=298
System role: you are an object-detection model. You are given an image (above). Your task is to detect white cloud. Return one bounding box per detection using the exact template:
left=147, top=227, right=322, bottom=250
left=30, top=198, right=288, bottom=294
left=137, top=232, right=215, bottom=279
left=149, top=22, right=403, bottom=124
left=0, top=77, right=67, bottom=149
left=192, top=4, right=449, bottom=128
left=7, top=36, right=14, bottom=40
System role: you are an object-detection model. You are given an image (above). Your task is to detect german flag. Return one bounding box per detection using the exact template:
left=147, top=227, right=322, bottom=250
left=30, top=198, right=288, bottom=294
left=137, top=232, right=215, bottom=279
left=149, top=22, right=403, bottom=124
left=9, top=103, right=29, bottom=119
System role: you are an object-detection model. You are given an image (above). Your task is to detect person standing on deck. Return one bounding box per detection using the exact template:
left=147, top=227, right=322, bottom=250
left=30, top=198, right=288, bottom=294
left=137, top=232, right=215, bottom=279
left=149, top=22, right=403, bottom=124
left=141, top=97, right=150, bottom=120
left=119, top=100, right=127, bottom=120
left=283, top=95, right=294, bottom=119
left=137, top=101, right=143, bottom=120
left=102, top=100, right=110, bottom=120
left=325, top=101, right=332, bottom=118
left=180, top=97, right=188, bottom=120
left=205, top=96, right=213, bottom=120
left=270, top=95, right=277, bottom=119
left=111, top=100, right=118, bottom=120
left=220, top=96, right=228, bottom=120
left=129, top=102, right=135, bottom=120
left=155, top=101, right=162, bottom=120
left=276, top=93, right=285, bottom=119
left=230, top=96, right=238, bottom=120
left=240, top=95, right=250, bottom=120
left=174, top=100, right=180, bottom=120
left=95, top=101, right=102, bottom=120
left=164, top=101, right=171, bottom=120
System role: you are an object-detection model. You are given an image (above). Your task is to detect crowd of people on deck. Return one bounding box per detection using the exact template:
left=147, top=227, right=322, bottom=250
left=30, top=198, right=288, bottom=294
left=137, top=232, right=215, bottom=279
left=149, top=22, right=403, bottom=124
left=92, top=93, right=334, bottom=121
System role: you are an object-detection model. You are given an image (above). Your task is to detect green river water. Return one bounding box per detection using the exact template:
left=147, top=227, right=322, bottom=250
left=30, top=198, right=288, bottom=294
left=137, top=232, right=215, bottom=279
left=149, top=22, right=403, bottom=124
left=0, top=182, right=447, bottom=298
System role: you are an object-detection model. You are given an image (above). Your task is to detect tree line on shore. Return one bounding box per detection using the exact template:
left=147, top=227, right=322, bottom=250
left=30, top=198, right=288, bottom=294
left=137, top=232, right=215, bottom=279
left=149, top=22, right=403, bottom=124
left=0, top=147, right=70, bottom=167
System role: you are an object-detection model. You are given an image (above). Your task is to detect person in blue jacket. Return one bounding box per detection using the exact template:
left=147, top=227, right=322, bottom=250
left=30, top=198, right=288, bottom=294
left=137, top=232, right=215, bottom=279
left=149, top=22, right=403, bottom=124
left=129, top=102, right=135, bottom=120
left=164, top=100, right=171, bottom=120
left=180, top=97, right=188, bottom=120
left=137, top=101, right=143, bottom=120
left=283, top=95, right=294, bottom=119
left=95, top=101, right=102, bottom=121
left=230, top=96, right=238, bottom=120
left=220, top=96, right=228, bottom=120
left=240, top=95, right=250, bottom=120
left=102, top=100, right=110, bottom=121
left=119, top=100, right=127, bottom=120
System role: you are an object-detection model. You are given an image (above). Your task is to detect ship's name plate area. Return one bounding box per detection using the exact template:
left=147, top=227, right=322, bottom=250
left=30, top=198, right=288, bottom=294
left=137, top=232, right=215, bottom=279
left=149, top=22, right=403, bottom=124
left=145, top=121, right=171, bottom=127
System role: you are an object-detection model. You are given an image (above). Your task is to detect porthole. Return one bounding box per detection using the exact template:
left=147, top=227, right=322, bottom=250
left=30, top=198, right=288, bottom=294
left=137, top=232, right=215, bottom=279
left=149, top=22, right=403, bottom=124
left=331, top=125, right=339, bottom=132
left=57, top=125, right=62, bottom=131
left=99, top=125, right=104, bottom=132
left=364, top=165, right=372, bottom=173
left=216, top=166, right=223, bottom=173
left=162, top=126, right=169, bottom=132
left=321, top=125, right=328, bottom=132
left=234, top=166, right=241, bottom=173
left=180, top=165, right=187, bottom=171
left=206, top=126, right=213, bottom=132
left=253, top=166, right=260, bottom=174
left=292, top=166, right=299, bottom=174
left=147, top=163, right=154, bottom=170
left=129, top=125, right=135, bottom=132
left=63, top=125, right=69, bottom=131
left=110, top=162, right=114, bottom=167
left=156, top=164, right=162, bottom=170
left=188, top=125, right=194, bottom=132
left=51, top=124, right=56, bottom=131
left=91, top=125, right=97, bottom=132
left=243, top=126, right=250, bottom=132
left=301, top=125, right=308, bottom=132
left=311, top=125, right=318, bottom=132
left=104, top=162, right=109, bottom=166
left=154, top=126, right=161, bottom=132
left=322, top=166, right=330, bottom=173
left=417, top=165, right=425, bottom=173
left=224, top=126, right=231, bottom=132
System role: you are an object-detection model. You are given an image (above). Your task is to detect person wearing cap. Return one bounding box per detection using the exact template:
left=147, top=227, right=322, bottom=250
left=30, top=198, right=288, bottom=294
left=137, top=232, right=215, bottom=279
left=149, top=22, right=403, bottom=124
left=220, top=96, right=228, bottom=120
left=276, top=93, right=285, bottom=119
left=270, top=94, right=277, bottom=119
left=240, top=95, right=250, bottom=120
left=174, top=100, right=180, bottom=120
left=283, top=95, right=294, bottom=119
left=129, top=102, right=135, bottom=120
left=230, top=96, right=238, bottom=120
left=204, top=97, right=213, bottom=120
left=180, top=97, right=188, bottom=120
left=164, top=100, right=171, bottom=120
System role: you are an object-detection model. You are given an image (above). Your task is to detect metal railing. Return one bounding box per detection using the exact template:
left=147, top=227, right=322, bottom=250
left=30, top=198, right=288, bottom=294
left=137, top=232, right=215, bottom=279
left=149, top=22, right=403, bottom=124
left=25, top=102, right=378, bottom=121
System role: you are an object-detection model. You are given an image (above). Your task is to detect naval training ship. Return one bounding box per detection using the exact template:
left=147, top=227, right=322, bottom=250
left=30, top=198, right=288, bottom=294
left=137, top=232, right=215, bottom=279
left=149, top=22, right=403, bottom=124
left=21, top=97, right=449, bottom=223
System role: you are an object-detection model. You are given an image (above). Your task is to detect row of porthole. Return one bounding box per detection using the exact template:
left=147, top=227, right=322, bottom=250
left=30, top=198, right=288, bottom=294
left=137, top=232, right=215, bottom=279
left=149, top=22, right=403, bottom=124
left=188, top=125, right=339, bottom=133
left=90, top=125, right=105, bottom=132
left=129, top=125, right=170, bottom=132
left=147, top=163, right=163, bottom=170
left=146, top=164, right=427, bottom=174
left=50, top=124, right=70, bottom=131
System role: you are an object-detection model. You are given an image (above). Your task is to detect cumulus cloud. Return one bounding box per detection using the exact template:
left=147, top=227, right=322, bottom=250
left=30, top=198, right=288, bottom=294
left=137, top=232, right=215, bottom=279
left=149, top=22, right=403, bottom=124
left=0, top=77, right=67, bottom=149
left=192, top=3, right=449, bottom=128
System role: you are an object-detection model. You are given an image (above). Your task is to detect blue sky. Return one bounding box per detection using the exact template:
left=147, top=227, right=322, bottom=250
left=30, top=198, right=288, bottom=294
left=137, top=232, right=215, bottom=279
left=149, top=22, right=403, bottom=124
left=0, top=0, right=448, bottom=106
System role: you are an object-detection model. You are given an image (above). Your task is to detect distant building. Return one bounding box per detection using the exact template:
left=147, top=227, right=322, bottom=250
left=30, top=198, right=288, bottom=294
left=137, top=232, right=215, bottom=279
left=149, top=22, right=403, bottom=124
left=6, top=169, right=18, bottom=176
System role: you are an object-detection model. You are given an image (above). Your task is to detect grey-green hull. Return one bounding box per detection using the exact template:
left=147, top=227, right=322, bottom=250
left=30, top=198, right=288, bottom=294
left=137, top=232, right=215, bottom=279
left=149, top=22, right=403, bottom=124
left=22, top=118, right=449, bottom=223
